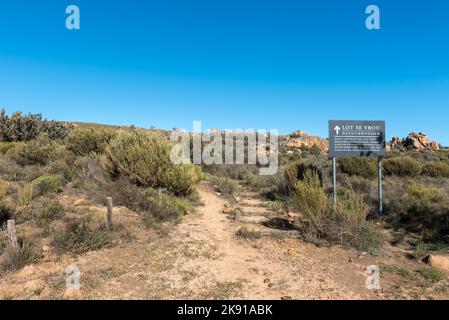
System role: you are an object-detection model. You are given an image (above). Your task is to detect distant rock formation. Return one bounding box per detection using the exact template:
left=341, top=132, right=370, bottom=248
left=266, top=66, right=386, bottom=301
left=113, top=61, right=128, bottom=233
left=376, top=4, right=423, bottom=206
left=281, top=131, right=329, bottom=154
left=388, top=132, right=440, bottom=151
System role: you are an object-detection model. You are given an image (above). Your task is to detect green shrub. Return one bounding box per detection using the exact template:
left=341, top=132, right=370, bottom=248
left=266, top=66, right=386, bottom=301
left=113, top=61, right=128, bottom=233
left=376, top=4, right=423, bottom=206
left=50, top=216, right=111, bottom=255
left=17, top=184, right=33, bottom=207
left=400, top=184, right=449, bottom=240
left=35, top=199, right=64, bottom=228
left=102, top=129, right=200, bottom=195
left=141, top=188, right=192, bottom=224
left=383, top=157, right=421, bottom=177
left=291, top=170, right=383, bottom=253
left=73, top=154, right=109, bottom=185
left=0, top=238, right=41, bottom=273
left=0, top=142, right=14, bottom=155
left=65, top=128, right=115, bottom=156
left=209, top=176, right=238, bottom=197
left=419, top=267, right=445, bottom=282
left=338, top=158, right=377, bottom=179
left=0, top=179, right=8, bottom=200
left=290, top=170, right=329, bottom=239
left=40, top=120, right=72, bottom=140
left=0, top=109, right=71, bottom=142
left=236, top=226, right=261, bottom=239
left=421, top=161, right=449, bottom=178
left=412, top=242, right=429, bottom=259
left=31, top=175, right=65, bottom=196
left=6, top=136, right=57, bottom=166
left=45, top=161, right=76, bottom=182
left=285, top=160, right=324, bottom=190
left=0, top=109, right=43, bottom=142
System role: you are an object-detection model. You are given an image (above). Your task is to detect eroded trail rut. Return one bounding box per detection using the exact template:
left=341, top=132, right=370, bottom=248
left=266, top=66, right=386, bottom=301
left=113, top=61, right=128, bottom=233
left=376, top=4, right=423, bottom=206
left=164, top=183, right=368, bottom=299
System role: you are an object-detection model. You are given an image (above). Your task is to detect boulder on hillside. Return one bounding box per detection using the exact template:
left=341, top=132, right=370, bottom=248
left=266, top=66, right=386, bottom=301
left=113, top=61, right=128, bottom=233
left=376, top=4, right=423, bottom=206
left=424, top=255, right=449, bottom=275
left=388, top=132, right=440, bottom=151
left=282, top=131, right=329, bottom=154
left=405, top=132, right=440, bottom=151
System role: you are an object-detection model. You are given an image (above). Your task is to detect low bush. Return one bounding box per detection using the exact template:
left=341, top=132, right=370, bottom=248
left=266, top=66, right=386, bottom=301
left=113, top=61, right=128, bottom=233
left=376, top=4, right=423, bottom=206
left=0, top=238, right=41, bottom=273
left=17, top=184, right=33, bottom=207
left=419, top=267, right=445, bottom=282
left=386, top=183, right=449, bottom=241
left=291, top=170, right=383, bottom=253
left=45, top=161, right=77, bottom=183
left=6, top=136, right=58, bottom=166
left=236, top=226, right=261, bottom=239
left=338, top=158, right=377, bottom=179
left=141, top=188, right=192, bottom=225
left=383, top=157, right=421, bottom=177
left=31, top=175, right=65, bottom=197
left=102, top=129, right=200, bottom=195
left=0, top=142, right=14, bottom=155
left=18, top=198, right=64, bottom=229
left=50, top=216, right=111, bottom=255
left=65, top=128, right=115, bottom=156
left=0, top=109, right=71, bottom=142
left=421, top=161, right=449, bottom=178
left=285, top=160, right=324, bottom=191
left=412, top=242, right=429, bottom=259
left=0, top=179, right=8, bottom=200
left=209, top=176, right=238, bottom=198
left=91, top=180, right=193, bottom=225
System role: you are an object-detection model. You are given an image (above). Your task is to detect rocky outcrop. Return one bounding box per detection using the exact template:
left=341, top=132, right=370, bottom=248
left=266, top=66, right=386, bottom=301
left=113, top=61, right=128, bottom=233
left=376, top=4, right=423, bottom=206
left=281, top=131, right=329, bottom=154
left=405, top=132, right=439, bottom=151
left=425, top=255, right=449, bottom=275
left=388, top=132, right=440, bottom=151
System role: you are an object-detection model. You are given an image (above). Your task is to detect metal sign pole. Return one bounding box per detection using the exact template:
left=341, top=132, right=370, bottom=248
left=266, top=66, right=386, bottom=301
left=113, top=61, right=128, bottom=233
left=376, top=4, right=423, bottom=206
left=378, top=157, right=383, bottom=215
left=333, top=157, right=337, bottom=207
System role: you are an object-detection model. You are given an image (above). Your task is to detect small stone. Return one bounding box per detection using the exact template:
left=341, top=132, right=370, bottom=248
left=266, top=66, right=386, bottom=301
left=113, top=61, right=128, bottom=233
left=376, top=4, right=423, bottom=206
left=223, top=207, right=235, bottom=214
left=42, top=246, right=50, bottom=253
left=263, top=278, right=271, bottom=284
left=73, top=199, right=87, bottom=207
left=281, top=296, right=293, bottom=300
left=348, top=257, right=354, bottom=262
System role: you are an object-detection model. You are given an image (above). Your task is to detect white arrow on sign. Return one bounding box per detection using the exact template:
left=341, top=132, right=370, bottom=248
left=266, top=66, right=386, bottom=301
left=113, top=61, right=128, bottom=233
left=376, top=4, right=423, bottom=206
left=334, top=125, right=341, bottom=135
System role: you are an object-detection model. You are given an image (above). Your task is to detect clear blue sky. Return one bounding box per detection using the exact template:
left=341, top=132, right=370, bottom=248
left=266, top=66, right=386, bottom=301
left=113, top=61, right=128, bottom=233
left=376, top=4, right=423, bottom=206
left=0, top=1, right=448, bottom=144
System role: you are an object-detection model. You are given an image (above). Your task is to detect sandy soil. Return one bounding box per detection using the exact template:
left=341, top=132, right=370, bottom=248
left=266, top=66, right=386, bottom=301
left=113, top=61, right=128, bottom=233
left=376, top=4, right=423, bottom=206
left=1, top=182, right=448, bottom=300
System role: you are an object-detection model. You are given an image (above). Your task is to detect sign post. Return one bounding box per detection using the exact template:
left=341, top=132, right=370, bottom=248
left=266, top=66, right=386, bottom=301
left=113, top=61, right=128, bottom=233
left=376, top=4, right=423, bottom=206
left=378, top=157, right=383, bottom=214
left=332, top=157, right=337, bottom=207
left=329, top=120, right=386, bottom=215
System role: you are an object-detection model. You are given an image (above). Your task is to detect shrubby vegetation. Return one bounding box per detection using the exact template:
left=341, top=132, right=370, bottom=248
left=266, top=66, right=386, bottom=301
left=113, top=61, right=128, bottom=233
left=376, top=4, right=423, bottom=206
left=0, top=109, right=72, bottom=142
left=102, top=129, right=200, bottom=195
left=290, top=170, right=383, bottom=253
left=0, top=110, right=202, bottom=273
left=65, top=127, right=116, bottom=156
left=383, top=156, right=421, bottom=177
left=421, top=161, right=449, bottom=178
left=338, top=158, right=377, bottom=179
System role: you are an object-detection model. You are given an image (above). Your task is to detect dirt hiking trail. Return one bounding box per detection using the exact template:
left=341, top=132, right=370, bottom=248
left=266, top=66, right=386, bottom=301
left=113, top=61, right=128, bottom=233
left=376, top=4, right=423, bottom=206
left=2, top=182, right=446, bottom=300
